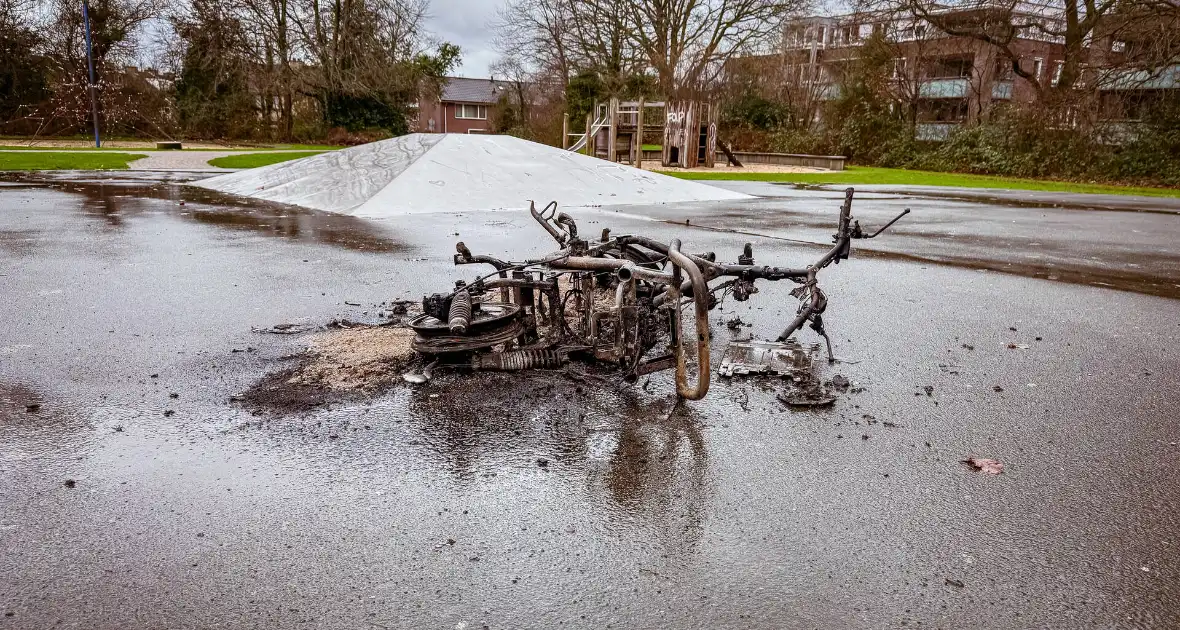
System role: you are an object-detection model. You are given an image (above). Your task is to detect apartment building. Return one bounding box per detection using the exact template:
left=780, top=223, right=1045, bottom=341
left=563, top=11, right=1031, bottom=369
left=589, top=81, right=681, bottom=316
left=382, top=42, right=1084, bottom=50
left=759, top=3, right=1177, bottom=140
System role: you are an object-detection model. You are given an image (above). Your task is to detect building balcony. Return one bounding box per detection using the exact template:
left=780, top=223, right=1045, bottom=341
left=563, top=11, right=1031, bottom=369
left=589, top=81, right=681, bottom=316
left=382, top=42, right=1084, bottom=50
left=916, top=122, right=959, bottom=141
left=918, top=78, right=969, bottom=99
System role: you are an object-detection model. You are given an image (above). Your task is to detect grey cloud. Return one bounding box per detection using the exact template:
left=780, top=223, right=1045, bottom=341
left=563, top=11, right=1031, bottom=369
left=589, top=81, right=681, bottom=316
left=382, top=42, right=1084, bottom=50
left=425, top=0, right=505, bottom=77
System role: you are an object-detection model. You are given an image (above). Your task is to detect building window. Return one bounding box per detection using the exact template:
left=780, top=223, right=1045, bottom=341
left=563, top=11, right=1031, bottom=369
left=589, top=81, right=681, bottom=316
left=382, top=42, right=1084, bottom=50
left=455, top=104, right=487, bottom=120
left=893, top=57, right=908, bottom=79
left=994, top=59, right=1013, bottom=80
left=1051, top=60, right=1064, bottom=86
left=1032, top=58, right=1043, bottom=79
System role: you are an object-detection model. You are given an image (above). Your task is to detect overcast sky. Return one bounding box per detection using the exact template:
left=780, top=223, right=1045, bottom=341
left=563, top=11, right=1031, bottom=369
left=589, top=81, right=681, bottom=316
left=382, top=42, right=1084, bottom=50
left=425, top=0, right=505, bottom=79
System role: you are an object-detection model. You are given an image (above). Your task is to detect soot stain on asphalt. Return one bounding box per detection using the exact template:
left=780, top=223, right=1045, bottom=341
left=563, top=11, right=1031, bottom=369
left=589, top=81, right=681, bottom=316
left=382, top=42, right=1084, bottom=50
left=0, top=382, right=54, bottom=426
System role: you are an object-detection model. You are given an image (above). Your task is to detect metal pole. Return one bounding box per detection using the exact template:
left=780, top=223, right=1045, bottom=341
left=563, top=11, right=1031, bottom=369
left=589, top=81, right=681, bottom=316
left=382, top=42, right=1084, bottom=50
left=607, top=97, right=618, bottom=163
left=82, top=0, right=101, bottom=148
left=635, top=97, right=644, bottom=168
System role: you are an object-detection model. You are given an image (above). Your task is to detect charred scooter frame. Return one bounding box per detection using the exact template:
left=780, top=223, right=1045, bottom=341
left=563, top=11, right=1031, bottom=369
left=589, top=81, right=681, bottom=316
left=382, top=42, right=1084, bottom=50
left=405, top=187, right=907, bottom=400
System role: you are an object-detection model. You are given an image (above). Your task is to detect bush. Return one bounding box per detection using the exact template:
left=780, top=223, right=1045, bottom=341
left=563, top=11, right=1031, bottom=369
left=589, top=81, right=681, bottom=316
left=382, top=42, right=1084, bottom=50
left=919, top=107, right=1107, bottom=179
left=324, top=127, right=393, bottom=146
left=1108, top=103, right=1180, bottom=186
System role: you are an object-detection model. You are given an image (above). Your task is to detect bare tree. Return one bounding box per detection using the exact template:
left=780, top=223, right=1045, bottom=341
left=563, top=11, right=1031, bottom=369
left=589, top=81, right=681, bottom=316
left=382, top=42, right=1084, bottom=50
left=495, top=0, right=805, bottom=98
left=40, top=0, right=168, bottom=134
left=240, top=0, right=298, bottom=139
left=291, top=0, right=434, bottom=131
left=495, top=0, right=645, bottom=94
left=620, top=0, right=806, bottom=96
left=494, top=0, right=574, bottom=81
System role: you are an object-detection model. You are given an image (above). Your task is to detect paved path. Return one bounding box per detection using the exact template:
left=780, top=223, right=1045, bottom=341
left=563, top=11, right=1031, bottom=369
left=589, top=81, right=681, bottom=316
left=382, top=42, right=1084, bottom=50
left=126, top=151, right=238, bottom=171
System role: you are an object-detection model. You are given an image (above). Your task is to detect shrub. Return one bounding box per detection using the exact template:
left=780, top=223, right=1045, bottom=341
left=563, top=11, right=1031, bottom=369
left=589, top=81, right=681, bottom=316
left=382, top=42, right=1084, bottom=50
left=1109, top=103, right=1180, bottom=186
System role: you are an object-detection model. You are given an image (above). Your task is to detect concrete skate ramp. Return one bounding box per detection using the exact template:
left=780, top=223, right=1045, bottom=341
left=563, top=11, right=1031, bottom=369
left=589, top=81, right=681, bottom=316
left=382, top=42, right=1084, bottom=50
left=192, top=133, right=750, bottom=217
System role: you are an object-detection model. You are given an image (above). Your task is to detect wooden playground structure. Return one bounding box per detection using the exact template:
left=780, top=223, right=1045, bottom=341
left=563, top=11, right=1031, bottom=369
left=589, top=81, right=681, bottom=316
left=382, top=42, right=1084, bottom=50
left=563, top=99, right=741, bottom=169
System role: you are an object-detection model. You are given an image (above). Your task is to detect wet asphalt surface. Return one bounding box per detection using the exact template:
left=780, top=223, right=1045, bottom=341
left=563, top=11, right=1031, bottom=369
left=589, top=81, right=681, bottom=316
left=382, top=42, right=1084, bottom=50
left=1, top=173, right=1179, bottom=629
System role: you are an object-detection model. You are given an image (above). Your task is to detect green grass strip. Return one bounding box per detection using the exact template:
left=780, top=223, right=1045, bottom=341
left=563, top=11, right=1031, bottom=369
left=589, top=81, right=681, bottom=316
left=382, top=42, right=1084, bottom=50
left=659, top=165, right=1180, bottom=198
left=207, top=151, right=326, bottom=168
left=0, top=151, right=147, bottom=170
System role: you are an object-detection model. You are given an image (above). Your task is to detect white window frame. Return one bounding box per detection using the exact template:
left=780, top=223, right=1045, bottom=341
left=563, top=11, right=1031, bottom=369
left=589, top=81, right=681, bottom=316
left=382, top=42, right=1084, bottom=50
left=1051, top=60, right=1064, bottom=86
left=893, top=57, right=907, bottom=79
left=455, top=104, right=488, bottom=120
left=1032, top=57, right=1043, bottom=79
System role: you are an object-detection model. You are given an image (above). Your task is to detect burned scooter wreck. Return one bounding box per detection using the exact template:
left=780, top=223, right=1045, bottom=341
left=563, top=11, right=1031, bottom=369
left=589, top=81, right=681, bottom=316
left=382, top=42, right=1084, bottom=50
left=403, top=188, right=908, bottom=400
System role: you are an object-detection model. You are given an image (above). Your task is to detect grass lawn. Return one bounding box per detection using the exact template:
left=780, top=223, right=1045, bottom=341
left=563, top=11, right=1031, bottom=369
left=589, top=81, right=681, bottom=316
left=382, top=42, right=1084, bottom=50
left=0, top=143, right=345, bottom=152
left=660, top=165, right=1180, bottom=198
left=0, top=145, right=130, bottom=151
left=0, top=151, right=147, bottom=170
left=642, top=144, right=663, bottom=151
left=0, top=145, right=258, bottom=152
left=207, top=151, right=326, bottom=168
left=265, top=143, right=346, bottom=151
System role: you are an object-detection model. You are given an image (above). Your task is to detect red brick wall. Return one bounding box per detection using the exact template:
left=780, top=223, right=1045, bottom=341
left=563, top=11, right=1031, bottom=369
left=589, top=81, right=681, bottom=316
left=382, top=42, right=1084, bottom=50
left=416, top=101, right=495, bottom=133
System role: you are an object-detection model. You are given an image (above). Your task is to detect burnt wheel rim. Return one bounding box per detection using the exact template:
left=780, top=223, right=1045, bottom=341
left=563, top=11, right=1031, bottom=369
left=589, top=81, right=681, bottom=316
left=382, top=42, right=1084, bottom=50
left=409, top=302, right=521, bottom=337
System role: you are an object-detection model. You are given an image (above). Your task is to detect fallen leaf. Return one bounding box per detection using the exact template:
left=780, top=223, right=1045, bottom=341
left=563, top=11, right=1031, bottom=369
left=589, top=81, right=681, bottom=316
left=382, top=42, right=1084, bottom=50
left=963, top=457, right=1004, bottom=475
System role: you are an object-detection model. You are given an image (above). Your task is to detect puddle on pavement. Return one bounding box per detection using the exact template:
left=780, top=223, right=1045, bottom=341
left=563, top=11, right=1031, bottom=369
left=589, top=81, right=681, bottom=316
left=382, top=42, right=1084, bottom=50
left=1, top=172, right=408, bottom=254
left=858, top=247, right=1180, bottom=300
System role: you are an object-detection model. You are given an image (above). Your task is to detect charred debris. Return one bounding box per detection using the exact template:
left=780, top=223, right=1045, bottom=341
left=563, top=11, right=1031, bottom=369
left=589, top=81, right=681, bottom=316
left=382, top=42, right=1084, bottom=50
left=402, top=187, right=908, bottom=400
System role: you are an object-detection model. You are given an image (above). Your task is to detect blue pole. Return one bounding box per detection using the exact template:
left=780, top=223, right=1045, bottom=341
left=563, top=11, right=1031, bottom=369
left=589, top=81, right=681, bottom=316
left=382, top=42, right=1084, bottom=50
left=82, top=0, right=101, bottom=147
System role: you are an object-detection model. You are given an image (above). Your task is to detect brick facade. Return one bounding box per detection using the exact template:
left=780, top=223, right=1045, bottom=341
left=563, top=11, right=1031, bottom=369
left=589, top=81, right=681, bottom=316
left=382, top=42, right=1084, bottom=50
left=417, top=77, right=510, bottom=134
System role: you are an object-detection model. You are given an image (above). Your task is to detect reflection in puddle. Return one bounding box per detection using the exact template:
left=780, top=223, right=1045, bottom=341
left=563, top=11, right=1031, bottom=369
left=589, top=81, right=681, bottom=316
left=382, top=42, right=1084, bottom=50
left=596, top=401, right=708, bottom=555
left=403, top=372, right=710, bottom=556
left=0, top=172, right=408, bottom=254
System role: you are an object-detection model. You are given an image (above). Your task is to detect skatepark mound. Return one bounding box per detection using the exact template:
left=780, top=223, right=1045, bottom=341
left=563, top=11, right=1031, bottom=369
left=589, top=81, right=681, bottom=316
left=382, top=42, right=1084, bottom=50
left=191, top=133, right=750, bottom=217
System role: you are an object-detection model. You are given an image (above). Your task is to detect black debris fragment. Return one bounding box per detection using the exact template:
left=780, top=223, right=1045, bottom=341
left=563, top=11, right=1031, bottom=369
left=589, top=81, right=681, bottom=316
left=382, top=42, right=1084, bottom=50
left=828, top=375, right=851, bottom=392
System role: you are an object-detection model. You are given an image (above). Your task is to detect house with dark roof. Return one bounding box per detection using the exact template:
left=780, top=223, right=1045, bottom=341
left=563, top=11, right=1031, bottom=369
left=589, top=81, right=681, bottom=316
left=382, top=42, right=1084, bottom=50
left=417, top=76, right=514, bottom=134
